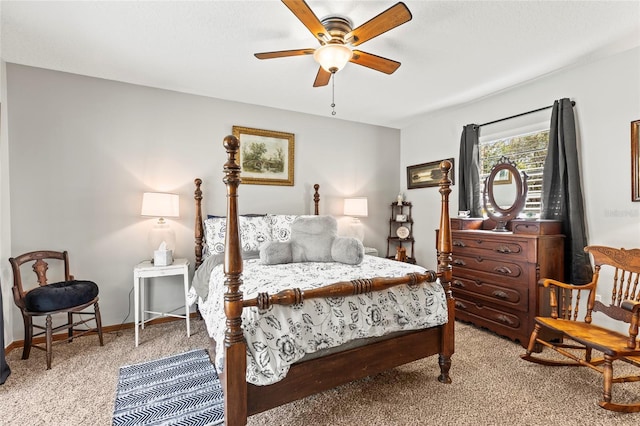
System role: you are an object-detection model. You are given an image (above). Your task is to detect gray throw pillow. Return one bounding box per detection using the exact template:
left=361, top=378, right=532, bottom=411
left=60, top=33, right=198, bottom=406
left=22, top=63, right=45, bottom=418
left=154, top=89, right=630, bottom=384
left=331, top=237, right=364, bottom=265
left=290, top=216, right=337, bottom=262
left=260, top=241, right=293, bottom=265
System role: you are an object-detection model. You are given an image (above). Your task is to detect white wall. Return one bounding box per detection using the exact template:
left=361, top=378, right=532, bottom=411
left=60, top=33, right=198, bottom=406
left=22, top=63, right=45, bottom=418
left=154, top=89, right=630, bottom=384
left=2, top=64, right=400, bottom=342
left=401, top=47, right=640, bottom=328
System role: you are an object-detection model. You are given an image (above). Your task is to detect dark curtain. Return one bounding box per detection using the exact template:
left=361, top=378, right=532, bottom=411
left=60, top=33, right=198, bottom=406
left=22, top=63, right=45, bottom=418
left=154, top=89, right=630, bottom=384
left=458, top=124, right=482, bottom=217
left=541, top=98, right=593, bottom=285
left=0, top=283, right=10, bottom=385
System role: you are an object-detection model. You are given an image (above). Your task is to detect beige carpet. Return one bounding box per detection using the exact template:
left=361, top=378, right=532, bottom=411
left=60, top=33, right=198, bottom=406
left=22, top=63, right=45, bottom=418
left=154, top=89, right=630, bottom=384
left=1, top=319, right=639, bottom=425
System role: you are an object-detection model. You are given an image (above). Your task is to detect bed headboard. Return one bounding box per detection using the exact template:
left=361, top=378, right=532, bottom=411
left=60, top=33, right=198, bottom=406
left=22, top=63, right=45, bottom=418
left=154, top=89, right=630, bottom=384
left=213, top=134, right=453, bottom=279
left=193, top=173, right=321, bottom=269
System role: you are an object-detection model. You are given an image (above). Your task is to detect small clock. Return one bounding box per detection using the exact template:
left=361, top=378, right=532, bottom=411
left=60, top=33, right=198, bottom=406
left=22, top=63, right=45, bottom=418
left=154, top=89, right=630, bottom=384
left=396, top=226, right=410, bottom=239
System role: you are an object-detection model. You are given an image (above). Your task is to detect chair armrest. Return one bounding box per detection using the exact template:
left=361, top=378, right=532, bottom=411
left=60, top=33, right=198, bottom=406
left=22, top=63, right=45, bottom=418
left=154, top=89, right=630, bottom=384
left=622, top=300, right=640, bottom=314
left=540, top=278, right=596, bottom=290
left=539, top=277, right=597, bottom=321
left=622, top=300, right=640, bottom=349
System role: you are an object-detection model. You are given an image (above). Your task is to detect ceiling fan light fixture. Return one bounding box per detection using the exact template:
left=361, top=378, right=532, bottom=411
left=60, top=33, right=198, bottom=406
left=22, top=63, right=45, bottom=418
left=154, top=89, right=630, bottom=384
left=313, top=44, right=353, bottom=73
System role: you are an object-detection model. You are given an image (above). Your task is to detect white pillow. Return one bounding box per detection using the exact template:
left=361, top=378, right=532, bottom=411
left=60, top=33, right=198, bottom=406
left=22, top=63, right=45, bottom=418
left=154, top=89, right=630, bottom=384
left=204, top=217, right=227, bottom=255
left=204, top=215, right=272, bottom=255
left=267, top=214, right=324, bottom=242
left=203, top=217, right=226, bottom=255
left=239, top=216, right=272, bottom=252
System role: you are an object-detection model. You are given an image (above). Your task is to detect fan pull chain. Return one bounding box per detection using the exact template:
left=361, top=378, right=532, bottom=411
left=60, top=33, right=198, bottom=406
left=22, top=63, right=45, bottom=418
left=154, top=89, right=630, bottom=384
left=331, top=72, right=336, bottom=116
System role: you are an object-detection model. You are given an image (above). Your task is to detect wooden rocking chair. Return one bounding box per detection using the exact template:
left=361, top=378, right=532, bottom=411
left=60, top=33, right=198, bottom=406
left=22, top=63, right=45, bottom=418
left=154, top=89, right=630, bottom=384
left=521, top=245, right=640, bottom=412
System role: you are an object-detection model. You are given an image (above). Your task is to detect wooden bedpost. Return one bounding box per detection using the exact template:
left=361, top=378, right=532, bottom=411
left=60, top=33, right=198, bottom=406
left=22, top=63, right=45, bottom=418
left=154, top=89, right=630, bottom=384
left=194, top=178, right=204, bottom=269
left=313, top=184, right=320, bottom=215
left=222, top=135, right=248, bottom=426
left=437, top=159, right=454, bottom=384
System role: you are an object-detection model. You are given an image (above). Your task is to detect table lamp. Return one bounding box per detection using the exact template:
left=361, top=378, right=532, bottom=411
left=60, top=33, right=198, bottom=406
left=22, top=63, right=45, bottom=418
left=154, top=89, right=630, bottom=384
left=343, top=197, right=368, bottom=242
left=141, top=192, right=179, bottom=258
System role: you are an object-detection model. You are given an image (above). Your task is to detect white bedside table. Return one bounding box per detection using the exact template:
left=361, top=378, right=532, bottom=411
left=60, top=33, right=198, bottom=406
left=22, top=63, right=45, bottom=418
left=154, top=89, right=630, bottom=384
left=133, top=258, right=190, bottom=347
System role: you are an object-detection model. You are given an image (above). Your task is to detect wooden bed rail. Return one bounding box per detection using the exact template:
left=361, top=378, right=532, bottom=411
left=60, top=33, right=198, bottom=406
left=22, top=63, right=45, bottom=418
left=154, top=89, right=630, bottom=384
left=243, top=271, right=438, bottom=310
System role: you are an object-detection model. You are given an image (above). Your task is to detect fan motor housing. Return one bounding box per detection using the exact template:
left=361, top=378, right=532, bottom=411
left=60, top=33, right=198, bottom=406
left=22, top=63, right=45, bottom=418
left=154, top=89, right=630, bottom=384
left=320, top=16, right=353, bottom=44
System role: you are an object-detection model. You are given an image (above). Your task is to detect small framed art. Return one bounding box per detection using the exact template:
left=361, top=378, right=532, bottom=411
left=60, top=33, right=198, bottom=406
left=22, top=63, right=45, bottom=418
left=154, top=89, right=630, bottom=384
left=494, top=168, right=513, bottom=185
left=407, top=158, right=455, bottom=189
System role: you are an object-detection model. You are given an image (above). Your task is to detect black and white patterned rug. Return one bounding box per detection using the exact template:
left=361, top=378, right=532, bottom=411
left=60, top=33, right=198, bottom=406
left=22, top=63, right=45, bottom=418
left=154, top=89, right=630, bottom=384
left=112, top=349, right=224, bottom=426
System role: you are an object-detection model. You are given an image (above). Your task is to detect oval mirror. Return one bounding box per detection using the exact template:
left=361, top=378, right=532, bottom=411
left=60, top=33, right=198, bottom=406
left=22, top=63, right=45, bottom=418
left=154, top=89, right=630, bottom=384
left=482, top=156, right=528, bottom=232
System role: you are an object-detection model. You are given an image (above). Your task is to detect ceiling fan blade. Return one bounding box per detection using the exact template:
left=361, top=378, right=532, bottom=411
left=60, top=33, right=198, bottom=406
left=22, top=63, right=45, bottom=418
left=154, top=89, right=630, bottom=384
left=346, top=2, right=412, bottom=47
left=282, top=0, right=329, bottom=43
left=313, top=67, right=331, bottom=87
left=350, top=50, right=401, bottom=74
left=255, top=48, right=315, bottom=60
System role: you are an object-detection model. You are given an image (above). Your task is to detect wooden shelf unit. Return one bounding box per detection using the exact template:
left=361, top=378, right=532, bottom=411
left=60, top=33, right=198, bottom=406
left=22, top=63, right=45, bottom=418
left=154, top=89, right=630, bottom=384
left=386, top=201, right=416, bottom=264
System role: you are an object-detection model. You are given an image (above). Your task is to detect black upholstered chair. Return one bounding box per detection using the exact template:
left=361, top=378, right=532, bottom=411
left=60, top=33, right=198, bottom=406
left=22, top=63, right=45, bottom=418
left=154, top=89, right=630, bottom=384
left=9, top=250, right=103, bottom=369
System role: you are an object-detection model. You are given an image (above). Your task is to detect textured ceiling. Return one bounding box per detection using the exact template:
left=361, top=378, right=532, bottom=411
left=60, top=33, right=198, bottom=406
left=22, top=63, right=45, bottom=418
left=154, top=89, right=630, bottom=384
left=2, top=1, right=639, bottom=128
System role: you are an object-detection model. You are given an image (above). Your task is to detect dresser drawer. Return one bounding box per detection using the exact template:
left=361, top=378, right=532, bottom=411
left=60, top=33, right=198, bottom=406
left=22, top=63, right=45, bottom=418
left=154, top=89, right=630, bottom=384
left=510, top=219, right=562, bottom=235
left=451, top=253, right=526, bottom=280
left=454, top=294, right=529, bottom=343
left=452, top=274, right=529, bottom=312
left=452, top=235, right=528, bottom=261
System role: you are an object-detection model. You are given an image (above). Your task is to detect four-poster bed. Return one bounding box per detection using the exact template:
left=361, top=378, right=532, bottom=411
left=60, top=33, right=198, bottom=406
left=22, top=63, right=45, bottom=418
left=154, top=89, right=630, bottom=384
left=192, top=135, right=455, bottom=425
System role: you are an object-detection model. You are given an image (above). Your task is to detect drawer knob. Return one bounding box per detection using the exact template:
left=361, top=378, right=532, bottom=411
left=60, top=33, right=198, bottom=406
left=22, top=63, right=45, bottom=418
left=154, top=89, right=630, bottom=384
left=453, top=259, right=467, bottom=266
left=453, top=240, right=466, bottom=247
left=496, top=246, right=513, bottom=254
left=492, top=290, right=508, bottom=300
left=453, top=280, right=465, bottom=288
left=494, top=266, right=513, bottom=275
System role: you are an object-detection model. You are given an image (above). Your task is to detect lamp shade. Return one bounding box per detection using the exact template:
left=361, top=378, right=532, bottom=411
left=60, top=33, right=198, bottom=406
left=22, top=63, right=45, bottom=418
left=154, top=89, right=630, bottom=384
left=141, top=192, right=179, bottom=218
left=313, top=44, right=353, bottom=73
left=344, top=197, right=368, bottom=217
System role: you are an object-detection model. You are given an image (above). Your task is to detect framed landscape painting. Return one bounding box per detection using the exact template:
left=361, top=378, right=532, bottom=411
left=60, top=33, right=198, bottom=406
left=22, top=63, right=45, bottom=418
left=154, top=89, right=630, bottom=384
left=233, top=126, right=295, bottom=186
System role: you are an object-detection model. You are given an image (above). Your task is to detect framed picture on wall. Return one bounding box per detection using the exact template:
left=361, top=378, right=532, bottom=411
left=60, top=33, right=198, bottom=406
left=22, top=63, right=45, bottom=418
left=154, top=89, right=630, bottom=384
left=632, top=119, right=640, bottom=201
left=233, top=126, right=295, bottom=186
left=407, top=158, right=455, bottom=189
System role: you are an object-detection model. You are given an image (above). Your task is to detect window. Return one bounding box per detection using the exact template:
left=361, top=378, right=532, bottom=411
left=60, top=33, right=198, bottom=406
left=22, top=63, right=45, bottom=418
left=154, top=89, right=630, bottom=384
left=479, top=129, right=549, bottom=216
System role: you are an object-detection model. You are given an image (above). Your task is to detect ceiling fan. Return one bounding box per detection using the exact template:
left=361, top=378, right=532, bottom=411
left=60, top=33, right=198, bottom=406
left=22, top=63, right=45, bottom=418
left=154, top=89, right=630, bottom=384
left=254, top=0, right=412, bottom=87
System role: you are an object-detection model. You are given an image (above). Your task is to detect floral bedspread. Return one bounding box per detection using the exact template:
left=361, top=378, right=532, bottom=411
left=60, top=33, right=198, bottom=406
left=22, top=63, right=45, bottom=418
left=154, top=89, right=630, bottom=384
left=189, top=255, right=448, bottom=386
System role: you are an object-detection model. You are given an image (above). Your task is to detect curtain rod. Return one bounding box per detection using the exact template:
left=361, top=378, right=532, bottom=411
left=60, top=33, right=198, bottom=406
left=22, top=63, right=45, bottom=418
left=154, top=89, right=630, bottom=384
left=477, top=100, right=576, bottom=128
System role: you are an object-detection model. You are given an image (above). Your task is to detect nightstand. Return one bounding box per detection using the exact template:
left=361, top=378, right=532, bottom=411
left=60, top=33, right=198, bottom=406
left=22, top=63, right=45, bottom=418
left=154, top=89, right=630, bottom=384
left=133, top=258, right=190, bottom=347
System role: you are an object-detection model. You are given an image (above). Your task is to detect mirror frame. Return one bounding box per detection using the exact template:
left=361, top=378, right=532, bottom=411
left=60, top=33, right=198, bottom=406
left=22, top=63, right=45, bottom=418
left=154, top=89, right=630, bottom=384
left=482, top=156, right=529, bottom=232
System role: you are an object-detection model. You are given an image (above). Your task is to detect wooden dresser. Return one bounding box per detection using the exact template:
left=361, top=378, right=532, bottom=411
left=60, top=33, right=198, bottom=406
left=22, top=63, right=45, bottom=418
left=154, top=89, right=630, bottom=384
left=443, top=218, right=564, bottom=348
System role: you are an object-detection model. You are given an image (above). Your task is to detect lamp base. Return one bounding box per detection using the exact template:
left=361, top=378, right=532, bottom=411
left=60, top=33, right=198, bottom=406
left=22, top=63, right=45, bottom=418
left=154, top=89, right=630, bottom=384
left=148, top=220, right=176, bottom=257
left=349, top=218, right=364, bottom=243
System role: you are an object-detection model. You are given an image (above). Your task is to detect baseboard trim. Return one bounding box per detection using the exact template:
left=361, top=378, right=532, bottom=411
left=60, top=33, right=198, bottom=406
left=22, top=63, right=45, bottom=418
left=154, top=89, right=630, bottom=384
left=4, top=313, right=200, bottom=355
